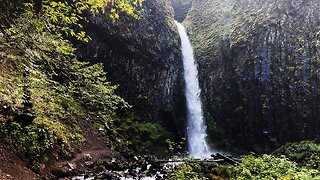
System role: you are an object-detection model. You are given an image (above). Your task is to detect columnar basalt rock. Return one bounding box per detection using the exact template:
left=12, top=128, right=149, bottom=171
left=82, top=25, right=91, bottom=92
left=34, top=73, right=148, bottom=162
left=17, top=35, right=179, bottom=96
left=77, top=0, right=186, bottom=136
left=171, top=0, right=193, bottom=22
left=183, top=0, right=320, bottom=152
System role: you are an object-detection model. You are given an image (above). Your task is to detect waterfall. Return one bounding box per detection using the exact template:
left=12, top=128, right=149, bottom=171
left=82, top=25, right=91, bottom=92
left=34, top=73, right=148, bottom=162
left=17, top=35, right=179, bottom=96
left=175, top=21, right=212, bottom=158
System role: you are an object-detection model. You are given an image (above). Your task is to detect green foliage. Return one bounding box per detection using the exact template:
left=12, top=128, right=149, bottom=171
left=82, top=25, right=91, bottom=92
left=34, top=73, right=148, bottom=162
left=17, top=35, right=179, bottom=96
left=169, top=149, right=320, bottom=180
left=0, top=0, right=146, bottom=173
left=273, top=141, right=320, bottom=170
left=115, top=115, right=174, bottom=153
left=135, top=122, right=170, bottom=141
left=211, top=165, right=234, bottom=178
left=232, top=155, right=320, bottom=180
left=23, top=0, right=144, bottom=41
left=165, top=138, right=186, bottom=155
left=69, top=62, right=130, bottom=120
left=0, top=10, right=128, bottom=118
left=168, top=159, right=208, bottom=180
left=0, top=122, right=55, bottom=171
left=0, top=5, right=129, bottom=169
left=75, top=0, right=144, bottom=19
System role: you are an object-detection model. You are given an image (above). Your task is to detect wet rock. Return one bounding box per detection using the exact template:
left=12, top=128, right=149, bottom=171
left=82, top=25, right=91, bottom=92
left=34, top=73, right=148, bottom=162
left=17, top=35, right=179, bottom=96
left=133, top=156, right=139, bottom=161
left=93, top=165, right=105, bottom=174
left=96, top=171, right=119, bottom=180
left=102, top=161, right=113, bottom=169
left=70, top=176, right=84, bottom=180
left=84, top=161, right=94, bottom=168
left=51, top=167, right=69, bottom=178
left=84, top=174, right=90, bottom=179
left=147, top=26, right=154, bottom=32
left=67, top=163, right=77, bottom=170
left=83, top=153, right=92, bottom=161
left=52, top=162, right=79, bottom=178
left=6, top=174, right=13, bottom=179
left=39, top=163, right=46, bottom=173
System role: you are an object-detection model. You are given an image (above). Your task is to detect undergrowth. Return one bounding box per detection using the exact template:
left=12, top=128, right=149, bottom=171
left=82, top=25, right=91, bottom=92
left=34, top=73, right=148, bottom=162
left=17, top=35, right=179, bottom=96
left=0, top=10, right=128, bottom=170
left=169, top=141, right=320, bottom=180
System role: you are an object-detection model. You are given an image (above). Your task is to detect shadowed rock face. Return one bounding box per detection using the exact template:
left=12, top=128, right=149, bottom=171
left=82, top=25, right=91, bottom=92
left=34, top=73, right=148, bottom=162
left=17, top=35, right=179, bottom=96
left=183, top=0, right=320, bottom=152
left=171, top=0, right=193, bottom=22
left=77, top=0, right=186, bottom=137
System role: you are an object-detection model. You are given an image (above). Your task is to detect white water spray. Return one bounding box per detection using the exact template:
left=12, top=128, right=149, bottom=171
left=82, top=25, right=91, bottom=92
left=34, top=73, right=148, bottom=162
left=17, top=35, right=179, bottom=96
left=175, top=21, right=212, bottom=158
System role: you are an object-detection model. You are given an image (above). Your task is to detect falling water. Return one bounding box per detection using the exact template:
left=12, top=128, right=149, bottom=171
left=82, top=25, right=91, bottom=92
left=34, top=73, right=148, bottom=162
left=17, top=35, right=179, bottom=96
left=175, top=21, right=212, bottom=158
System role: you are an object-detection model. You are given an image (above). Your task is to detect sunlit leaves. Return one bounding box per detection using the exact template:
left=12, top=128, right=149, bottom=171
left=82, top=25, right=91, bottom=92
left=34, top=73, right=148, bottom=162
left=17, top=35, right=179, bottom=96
left=82, top=0, right=143, bottom=19
left=24, top=0, right=144, bottom=41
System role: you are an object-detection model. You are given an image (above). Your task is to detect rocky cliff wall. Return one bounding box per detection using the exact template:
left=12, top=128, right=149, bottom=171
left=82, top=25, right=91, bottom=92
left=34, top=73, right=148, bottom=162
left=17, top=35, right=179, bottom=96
left=171, top=0, right=192, bottom=22
left=184, top=0, right=320, bottom=152
left=77, top=0, right=186, bottom=136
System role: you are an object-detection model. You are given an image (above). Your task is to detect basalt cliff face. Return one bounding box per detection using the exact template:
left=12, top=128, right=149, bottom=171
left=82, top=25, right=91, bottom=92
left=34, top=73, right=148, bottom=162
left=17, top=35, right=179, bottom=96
left=171, top=0, right=192, bottom=22
left=78, top=0, right=186, bottom=135
left=77, top=0, right=320, bottom=153
left=180, top=0, right=320, bottom=152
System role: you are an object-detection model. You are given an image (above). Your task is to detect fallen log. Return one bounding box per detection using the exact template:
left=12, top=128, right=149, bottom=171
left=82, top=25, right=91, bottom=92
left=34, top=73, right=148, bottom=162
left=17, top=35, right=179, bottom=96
left=211, top=153, right=241, bottom=165
left=154, top=159, right=225, bottom=163
left=151, top=153, right=241, bottom=166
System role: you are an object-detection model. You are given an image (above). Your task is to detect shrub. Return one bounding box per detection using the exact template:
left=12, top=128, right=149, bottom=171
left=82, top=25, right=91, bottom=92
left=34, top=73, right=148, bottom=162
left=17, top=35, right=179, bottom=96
left=273, top=141, right=320, bottom=170
left=169, top=159, right=208, bottom=180
left=1, top=121, right=55, bottom=170
left=232, top=154, right=320, bottom=180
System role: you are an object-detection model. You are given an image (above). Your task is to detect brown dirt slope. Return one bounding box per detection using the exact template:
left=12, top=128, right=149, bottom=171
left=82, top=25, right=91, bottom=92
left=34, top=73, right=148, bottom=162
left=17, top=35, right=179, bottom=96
left=40, top=120, right=125, bottom=179
left=0, top=142, right=40, bottom=180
